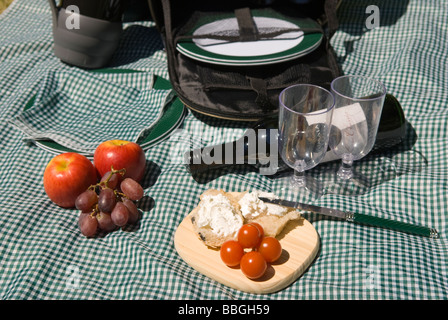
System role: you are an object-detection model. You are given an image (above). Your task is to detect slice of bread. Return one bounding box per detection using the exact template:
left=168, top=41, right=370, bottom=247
left=235, top=190, right=301, bottom=238
left=191, top=189, right=301, bottom=248
left=191, top=190, right=244, bottom=248
left=245, top=210, right=301, bottom=238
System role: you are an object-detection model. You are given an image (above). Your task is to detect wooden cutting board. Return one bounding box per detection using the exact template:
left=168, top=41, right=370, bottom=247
left=174, top=195, right=320, bottom=294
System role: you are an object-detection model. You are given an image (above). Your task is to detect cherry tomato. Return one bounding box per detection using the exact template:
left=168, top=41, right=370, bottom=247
left=238, top=224, right=262, bottom=248
left=249, top=222, right=264, bottom=239
left=257, top=237, right=282, bottom=263
left=220, top=240, right=244, bottom=267
left=240, top=251, right=267, bottom=279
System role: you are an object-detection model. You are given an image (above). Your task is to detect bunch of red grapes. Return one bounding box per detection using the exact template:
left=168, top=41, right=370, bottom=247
left=75, top=168, right=144, bottom=237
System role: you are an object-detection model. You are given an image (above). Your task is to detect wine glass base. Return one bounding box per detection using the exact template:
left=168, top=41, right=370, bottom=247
left=337, top=167, right=354, bottom=180
left=325, top=170, right=374, bottom=196
left=281, top=175, right=325, bottom=201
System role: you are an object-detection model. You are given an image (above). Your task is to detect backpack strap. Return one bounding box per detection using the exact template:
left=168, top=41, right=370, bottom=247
left=160, top=0, right=173, bottom=44
left=234, top=7, right=259, bottom=41
left=324, top=0, right=340, bottom=39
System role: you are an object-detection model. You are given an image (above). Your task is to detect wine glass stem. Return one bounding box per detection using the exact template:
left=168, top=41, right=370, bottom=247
left=338, top=154, right=354, bottom=180
left=291, top=160, right=306, bottom=187
left=292, top=169, right=306, bottom=187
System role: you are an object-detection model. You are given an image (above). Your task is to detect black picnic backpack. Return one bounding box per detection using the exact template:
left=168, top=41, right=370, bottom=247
left=148, top=0, right=341, bottom=121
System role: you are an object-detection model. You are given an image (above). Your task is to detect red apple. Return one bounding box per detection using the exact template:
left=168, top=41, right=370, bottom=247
left=93, top=140, right=146, bottom=182
left=43, top=152, right=97, bottom=208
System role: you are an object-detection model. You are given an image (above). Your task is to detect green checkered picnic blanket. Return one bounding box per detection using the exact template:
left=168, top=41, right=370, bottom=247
left=1, top=0, right=447, bottom=300
left=10, top=68, right=173, bottom=154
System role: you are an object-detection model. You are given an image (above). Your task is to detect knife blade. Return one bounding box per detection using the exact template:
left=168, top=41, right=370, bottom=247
left=259, top=197, right=439, bottom=239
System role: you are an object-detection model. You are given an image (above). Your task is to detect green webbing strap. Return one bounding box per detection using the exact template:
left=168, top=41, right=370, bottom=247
left=324, top=0, right=340, bottom=39
left=234, top=7, right=259, bottom=42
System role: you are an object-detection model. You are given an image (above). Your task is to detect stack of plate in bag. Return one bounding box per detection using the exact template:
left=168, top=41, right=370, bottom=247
left=176, top=11, right=323, bottom=66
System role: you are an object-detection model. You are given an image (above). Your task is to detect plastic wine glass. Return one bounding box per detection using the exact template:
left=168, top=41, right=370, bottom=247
left=329, top=75, right=386, bottom=184
left=278, top=84, right=335, bottom=197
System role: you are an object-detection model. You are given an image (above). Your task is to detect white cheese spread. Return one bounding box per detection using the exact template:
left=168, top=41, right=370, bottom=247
left=238, top=190, right=287, bottom=219
left=196, top=193, right=243, bottom=237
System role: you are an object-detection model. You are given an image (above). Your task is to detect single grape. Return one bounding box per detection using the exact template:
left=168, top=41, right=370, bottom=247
left=78, top=212, right=89, bottom=228
left=98, top=188, right=116, bottom=213
left=79, top=214, right=98, bottom=237
left=120, top=178, right=144, bottom=201
left=100, top=171, right=120, bottom=189
left=96, top=212, right=116, bottom=232
left=75, top=189, right=98, bottom=212
left=111, top=202, right=129, bottom=226
left=122, top=198, right=139, bottom=224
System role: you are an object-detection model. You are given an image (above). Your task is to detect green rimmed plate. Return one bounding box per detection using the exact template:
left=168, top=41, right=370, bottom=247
left=176, top=13, right=323, bottom=66
left=24, top=69, right=186, bottom=157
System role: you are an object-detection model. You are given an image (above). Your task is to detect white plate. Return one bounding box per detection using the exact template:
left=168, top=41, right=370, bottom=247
left=176, top=15, right=323, bottom=66
left=177, top=40, right=321, bottom=66
left=193, top=17, right=304, bottom=57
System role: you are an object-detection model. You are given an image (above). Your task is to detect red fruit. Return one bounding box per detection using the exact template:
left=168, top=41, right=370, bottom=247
left=249, top=222, right=264, bottom=239
left=220, top=240, right=244, bottom=267
left=258, top=237, right=282, bottom=263
left=240, top=251, right=267, bottom=280
left=94, top=140, right=146, bottom=182
left=43, top=152, right=97, bottom=208
left=120, top=178, right=144, bottom=201
left=237, top=223, right=263, bottom=249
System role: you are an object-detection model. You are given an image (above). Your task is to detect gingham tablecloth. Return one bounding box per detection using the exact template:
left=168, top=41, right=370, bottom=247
left=10, top=68, right=173, bottom=154
left=0, top=0, right=447, bottom=300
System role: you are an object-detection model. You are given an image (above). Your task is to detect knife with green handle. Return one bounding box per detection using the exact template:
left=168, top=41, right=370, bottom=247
left=258, top=197, right=439, bottom=239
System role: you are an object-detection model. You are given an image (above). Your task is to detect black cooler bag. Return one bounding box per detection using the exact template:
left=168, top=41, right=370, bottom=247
left=148, top=0, right=341, bottom=121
